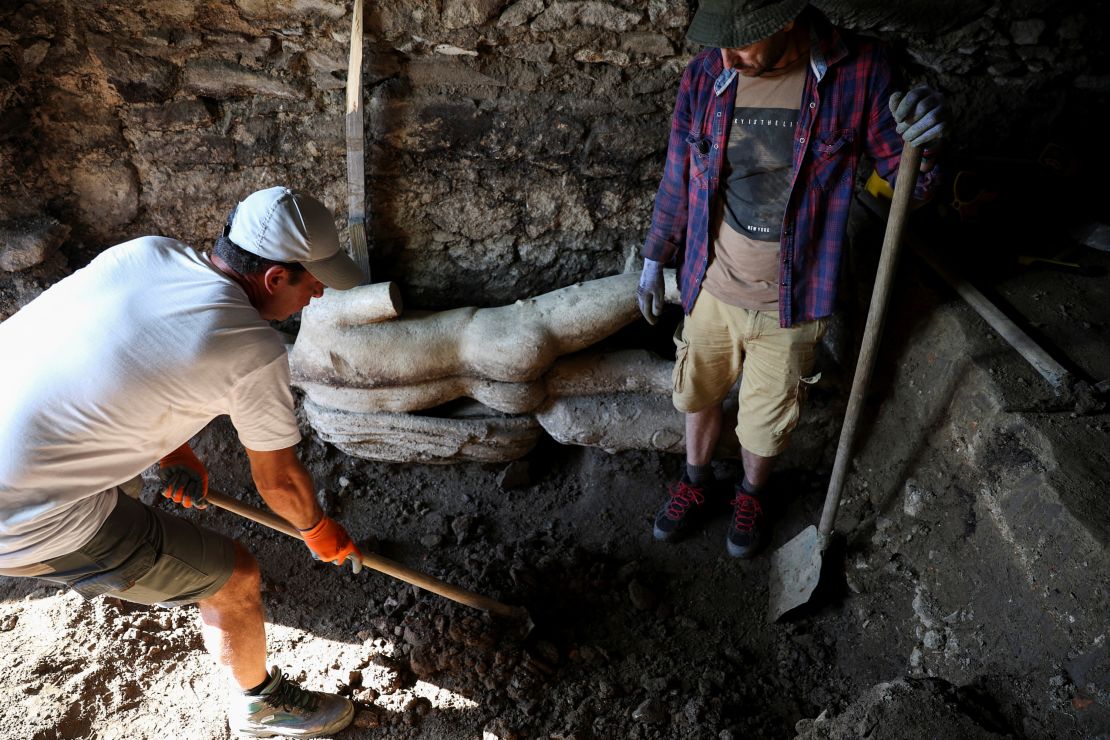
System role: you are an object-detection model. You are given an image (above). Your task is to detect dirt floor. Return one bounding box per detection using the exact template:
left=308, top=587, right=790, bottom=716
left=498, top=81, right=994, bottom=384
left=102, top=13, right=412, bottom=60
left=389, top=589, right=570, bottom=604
left=1, top=210, right=1109, bottom=740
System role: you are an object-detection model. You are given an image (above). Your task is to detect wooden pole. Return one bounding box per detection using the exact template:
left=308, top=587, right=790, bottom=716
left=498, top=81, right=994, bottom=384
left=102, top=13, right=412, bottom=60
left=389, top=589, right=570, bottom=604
left=345, top=0, right=369, bottom=282
left=819, top=145, right=922, bottom=538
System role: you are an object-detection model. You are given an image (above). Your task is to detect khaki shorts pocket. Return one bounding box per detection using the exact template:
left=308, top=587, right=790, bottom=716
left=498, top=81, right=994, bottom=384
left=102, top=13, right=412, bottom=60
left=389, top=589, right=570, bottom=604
left=771, top=372, right=822, bottom=439
left=671, top=323, right=690, bottom=395
left=69, top=543, right=157, bottom=600
left=124, top=553, right=216, bottom=606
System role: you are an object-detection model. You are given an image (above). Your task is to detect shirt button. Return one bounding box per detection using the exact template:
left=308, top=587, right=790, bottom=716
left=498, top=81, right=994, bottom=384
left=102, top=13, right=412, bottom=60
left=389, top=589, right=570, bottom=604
left=799, top=136, right=806, bottom=144
left=713, top=144, right=719, bottom=149
left=716, top=111, right=722, bottom=117
left=809, top=102, right=816, bottom=109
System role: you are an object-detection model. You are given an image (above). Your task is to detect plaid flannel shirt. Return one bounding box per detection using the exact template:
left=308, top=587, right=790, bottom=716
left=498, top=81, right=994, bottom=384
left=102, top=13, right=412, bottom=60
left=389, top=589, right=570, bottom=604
left=642, top=12, right=940, bottom=327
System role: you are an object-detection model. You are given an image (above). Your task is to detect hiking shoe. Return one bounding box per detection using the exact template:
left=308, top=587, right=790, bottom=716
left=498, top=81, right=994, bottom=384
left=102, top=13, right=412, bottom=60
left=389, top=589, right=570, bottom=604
left=652, top=475, right=710, bottom=542
left=726, top=488, right=766, bottom=559
left=229, top=666, right=355, bottom=738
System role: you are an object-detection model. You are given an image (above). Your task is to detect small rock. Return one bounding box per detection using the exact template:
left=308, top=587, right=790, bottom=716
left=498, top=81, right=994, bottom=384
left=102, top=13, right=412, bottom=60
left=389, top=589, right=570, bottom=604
left=402, top=625, right=427, bottom=647
left=352, top=708, right=381, bottom=729
left=347, top=670, right=363, bottom=688
left=452, top=515, right=476, bottom=544
left=0, top=217, right=70, bottom=272
left=903, top=479, right=933, bottom=518
left=632, top=697, right=666, bottom=724
left=0, top=614, right=18, bottom=631
left=410, top=645, right=437, bottom=677
left=684, top=696, right=706, bottom=722
left=1011, top=18, right=1045, bottom=45
left=923, top=630, right=945, bottom=650
left=497, top=0, right=544, bottom=28
left=597, top=680, right=619, bottom=699
left=574, top=49, right=631, bottom=66
left=183, top=58, right=300, bottom=99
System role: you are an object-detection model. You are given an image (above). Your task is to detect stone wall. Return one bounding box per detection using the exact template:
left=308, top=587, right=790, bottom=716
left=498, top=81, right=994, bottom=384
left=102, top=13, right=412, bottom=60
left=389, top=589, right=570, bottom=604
left=0, top=0, right=1106, bottom=308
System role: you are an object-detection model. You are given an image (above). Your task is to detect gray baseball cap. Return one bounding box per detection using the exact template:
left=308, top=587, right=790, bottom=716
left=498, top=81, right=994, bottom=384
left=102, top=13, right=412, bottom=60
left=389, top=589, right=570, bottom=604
left=686, top=0, right=809, bottom=48
left=228, top=186, right=364, bottom=290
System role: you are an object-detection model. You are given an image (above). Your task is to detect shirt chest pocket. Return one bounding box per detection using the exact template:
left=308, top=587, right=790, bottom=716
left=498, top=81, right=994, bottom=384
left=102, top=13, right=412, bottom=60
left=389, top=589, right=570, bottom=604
left=806, top=129, right=856, bottom=191
left=686, top=133, right=712, bottom=190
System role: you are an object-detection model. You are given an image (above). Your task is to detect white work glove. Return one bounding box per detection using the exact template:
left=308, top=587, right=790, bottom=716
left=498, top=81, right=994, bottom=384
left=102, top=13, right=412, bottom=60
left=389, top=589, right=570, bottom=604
left=637, top=258, right=665, bottom=325
left=889, top=86, right=947, bottom=147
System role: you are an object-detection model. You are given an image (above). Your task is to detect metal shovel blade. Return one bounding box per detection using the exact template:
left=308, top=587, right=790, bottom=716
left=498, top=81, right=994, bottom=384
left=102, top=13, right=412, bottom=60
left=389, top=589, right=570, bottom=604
left=767, top=525, right=825, bottom=622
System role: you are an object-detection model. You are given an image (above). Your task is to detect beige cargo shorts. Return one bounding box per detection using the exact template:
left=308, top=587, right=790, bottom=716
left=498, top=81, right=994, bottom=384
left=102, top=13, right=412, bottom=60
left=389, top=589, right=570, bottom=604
left=19, top=488, right=235, bottom=607
left=672, top=290, right=827, bottom=458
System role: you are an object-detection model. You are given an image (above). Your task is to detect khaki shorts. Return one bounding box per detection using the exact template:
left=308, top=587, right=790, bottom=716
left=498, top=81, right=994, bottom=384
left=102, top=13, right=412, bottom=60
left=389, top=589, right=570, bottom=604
left=31, top=489, right=235, bottom=607
left=672, top=290, right=827, bottom=458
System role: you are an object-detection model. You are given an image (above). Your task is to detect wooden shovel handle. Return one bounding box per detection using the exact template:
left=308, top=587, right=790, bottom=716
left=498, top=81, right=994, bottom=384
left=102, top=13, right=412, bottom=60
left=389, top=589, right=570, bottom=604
left=819, top=145, right=923, bottom=537
left=204, top=488, right=527, bottom=620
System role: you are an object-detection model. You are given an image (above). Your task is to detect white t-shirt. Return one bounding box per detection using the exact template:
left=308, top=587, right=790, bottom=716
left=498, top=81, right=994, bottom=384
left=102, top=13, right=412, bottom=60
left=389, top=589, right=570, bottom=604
left=0, top=237, right=302, bottom=567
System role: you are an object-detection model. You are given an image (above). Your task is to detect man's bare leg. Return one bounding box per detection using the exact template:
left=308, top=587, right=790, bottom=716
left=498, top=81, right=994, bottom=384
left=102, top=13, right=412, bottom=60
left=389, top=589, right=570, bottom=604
left=740, top=446, right=776, bottom=490
left=202, top=544, right=357, bottom=735
left=685, top=404, right=723, bottom=467
left=197, top=543, right=268, bottom=691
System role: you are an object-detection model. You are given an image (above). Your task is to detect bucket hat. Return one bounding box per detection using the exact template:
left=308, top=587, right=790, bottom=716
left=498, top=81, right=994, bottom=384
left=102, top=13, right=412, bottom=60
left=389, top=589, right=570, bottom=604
left=228, top=186, right=365, bottom=290
left=687, top=0, right=809, bottom=48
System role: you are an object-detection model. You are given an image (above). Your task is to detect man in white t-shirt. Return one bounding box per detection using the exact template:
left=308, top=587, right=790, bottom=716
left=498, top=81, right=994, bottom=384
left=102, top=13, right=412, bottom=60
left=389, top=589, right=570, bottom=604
left=0, top=186, right=367, bottom=738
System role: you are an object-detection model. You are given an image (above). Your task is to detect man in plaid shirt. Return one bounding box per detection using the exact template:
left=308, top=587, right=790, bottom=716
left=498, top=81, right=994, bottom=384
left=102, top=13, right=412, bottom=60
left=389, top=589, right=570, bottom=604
left=638, top=0, right=946, bottom=557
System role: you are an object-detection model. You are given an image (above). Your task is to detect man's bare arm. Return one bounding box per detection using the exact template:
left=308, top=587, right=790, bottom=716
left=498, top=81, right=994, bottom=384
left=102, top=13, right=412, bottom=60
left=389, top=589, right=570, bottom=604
left=244, top=446, right=324, bottom=531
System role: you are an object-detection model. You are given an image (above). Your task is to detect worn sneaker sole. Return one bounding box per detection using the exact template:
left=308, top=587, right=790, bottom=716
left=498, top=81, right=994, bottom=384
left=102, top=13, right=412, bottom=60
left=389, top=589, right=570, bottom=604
left=653, top=522, right=680, bottom=542
left=231, top=700, right=356, bottom=739
left=726, top=533, right=766, bottom=559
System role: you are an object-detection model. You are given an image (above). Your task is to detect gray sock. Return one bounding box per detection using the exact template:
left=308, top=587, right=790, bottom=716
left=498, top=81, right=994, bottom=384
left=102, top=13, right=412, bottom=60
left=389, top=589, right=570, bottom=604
left=686, top=463, right=714, bottom=486
left=740, top=476, right=764, bottom=497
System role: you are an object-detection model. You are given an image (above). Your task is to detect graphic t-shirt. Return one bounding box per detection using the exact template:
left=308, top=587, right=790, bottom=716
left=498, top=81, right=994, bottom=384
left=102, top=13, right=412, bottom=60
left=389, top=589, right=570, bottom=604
left=703, top=55, right=807, bottom=309
left=0, top=237, right=302, bottom=567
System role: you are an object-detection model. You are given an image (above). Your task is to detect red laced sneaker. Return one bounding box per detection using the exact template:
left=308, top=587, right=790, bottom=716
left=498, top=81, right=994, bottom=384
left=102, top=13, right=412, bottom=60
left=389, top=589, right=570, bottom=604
left=726, top=489, right=766, bottom=559
left=652, top=476, right=709, bottom=542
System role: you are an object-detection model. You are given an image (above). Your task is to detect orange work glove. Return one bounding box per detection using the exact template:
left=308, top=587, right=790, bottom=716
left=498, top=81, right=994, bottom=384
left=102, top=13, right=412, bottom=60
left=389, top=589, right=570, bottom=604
left=158, top=443, right=209, bottom=509
left=299, top=516, right=363, bottom=574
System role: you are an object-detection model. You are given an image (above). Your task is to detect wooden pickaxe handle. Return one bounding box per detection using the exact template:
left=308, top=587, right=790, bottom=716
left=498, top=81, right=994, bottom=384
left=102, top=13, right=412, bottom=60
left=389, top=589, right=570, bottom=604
left=205, top=488, right=528, bottom=621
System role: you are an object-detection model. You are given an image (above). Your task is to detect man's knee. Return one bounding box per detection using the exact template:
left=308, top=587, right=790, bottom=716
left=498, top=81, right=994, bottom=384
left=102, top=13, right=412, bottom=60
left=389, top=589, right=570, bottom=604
left=205, top=543, right=260, bottom=603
